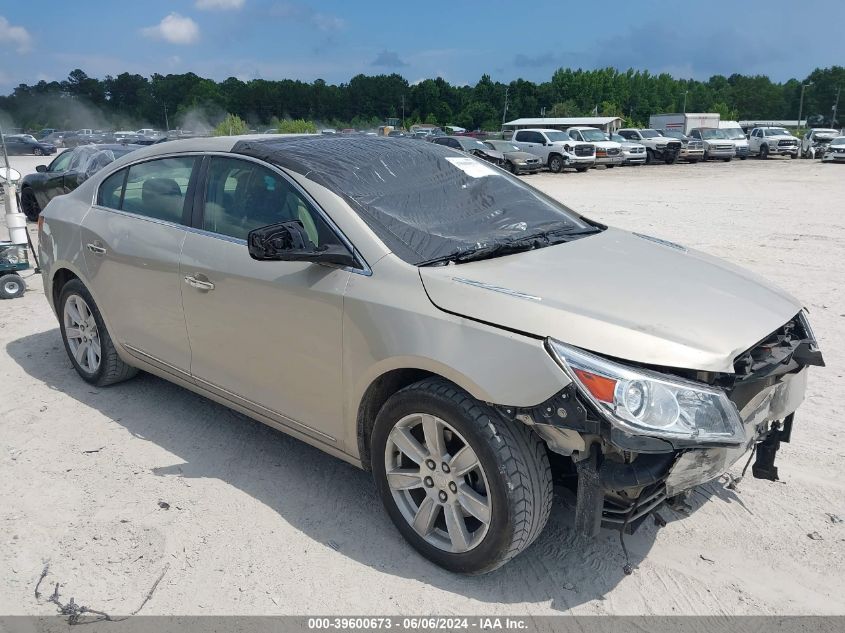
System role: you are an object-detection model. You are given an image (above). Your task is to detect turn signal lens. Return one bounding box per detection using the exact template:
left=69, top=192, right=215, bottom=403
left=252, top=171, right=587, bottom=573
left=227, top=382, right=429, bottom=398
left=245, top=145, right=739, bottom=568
left=573, top=369, right=616, bottom=403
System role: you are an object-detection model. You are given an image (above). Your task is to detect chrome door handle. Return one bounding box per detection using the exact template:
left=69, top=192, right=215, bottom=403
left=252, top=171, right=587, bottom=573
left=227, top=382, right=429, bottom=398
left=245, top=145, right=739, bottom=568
left=86, top=243, right=106, bottom=255
left=184, top=275, right=215, bottom=291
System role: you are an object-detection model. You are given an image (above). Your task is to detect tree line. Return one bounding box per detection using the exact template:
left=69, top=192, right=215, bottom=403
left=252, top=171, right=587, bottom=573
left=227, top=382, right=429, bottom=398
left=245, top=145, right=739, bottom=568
left=1, top=66, right=842, bottom=133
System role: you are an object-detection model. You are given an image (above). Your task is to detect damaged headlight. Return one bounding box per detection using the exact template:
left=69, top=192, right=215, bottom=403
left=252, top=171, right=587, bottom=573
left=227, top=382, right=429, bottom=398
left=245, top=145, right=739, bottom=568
left=548, top=340, right=745, bottom=445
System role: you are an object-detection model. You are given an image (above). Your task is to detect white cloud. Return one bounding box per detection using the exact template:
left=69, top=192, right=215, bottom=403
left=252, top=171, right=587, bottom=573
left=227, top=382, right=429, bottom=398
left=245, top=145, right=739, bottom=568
left=0, top=16, right=32, bottom=53
left=141, top=13, right=200, bottom=45
left=195, top=0, right=245, bottom=10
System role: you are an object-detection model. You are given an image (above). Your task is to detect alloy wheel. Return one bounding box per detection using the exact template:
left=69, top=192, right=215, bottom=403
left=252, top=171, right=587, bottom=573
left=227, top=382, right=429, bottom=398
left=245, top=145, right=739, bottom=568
left=384, top=413, right=491, bottom=553
left=63, top=294, right=102, bottom=373
left=3, top=279, right=21, bottom=295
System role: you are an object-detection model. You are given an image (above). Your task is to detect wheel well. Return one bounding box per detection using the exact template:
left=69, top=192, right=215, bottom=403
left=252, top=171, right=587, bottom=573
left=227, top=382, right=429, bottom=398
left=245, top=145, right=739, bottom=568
left=51, top=268, right=79, bottom=309
left=356, top=368, right=435, bottom=471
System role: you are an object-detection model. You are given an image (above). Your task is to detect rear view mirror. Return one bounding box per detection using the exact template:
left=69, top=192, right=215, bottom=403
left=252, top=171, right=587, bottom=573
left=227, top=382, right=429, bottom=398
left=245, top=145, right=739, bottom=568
left=36, top=165, right=48, bottom=173
left=247, top=221, right=357, bottom=268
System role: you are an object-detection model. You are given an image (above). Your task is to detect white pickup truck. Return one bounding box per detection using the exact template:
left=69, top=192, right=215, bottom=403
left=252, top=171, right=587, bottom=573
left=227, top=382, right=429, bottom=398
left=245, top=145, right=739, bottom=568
left=617, top=128, right=682, bottom=164
left=748, top=127, right=800, bottom=159
left=510, top=128, right=595, bottom=172
left=566, top=126, right=624, bottom=167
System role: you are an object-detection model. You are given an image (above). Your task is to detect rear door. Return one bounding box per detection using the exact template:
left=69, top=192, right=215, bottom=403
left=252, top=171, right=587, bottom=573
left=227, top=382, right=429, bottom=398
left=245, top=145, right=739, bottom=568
left=80, top=155, right=197, bottom=376
left=179, top=155, right=351, bottom=446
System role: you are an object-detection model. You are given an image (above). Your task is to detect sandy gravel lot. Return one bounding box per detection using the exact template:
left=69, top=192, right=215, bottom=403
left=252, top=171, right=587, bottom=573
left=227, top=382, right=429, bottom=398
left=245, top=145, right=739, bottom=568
left=1, top=154, right=843, bottom=616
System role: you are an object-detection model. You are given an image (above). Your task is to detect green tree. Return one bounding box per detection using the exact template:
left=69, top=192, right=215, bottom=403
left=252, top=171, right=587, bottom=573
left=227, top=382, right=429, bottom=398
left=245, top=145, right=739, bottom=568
left=276, top=118, right=317, bottom=133
left=213, top=113, right=249, bottom=136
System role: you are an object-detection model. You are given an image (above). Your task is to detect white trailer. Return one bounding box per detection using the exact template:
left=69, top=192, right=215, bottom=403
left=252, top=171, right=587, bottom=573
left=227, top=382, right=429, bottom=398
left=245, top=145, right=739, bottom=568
left=649, top=113, right=720, bottom=135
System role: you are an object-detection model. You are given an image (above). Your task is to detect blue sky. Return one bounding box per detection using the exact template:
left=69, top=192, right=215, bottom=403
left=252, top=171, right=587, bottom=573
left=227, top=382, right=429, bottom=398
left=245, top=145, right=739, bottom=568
left=1, top=0, right=843, bottom=92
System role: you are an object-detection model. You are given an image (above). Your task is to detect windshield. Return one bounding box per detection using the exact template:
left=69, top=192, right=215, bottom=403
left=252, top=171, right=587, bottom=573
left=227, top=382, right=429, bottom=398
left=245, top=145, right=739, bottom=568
left=233, top=136, right=594, bottom=265
left=486, top=141, right=520, bottom=152
left=544, top=131, right=571, bottom=142
left=721, top=128, right=745, bottom=139
left=610, top=134, right=626, bottom=142
left=640, top=129, right=661, bottom=138
left=460, top=138, right=488, bottom=150
left=700, top=129, right=727, bottom=140
left=579, top=129, right=607, bottom=141
left=764, top=128, right=790, bottom=136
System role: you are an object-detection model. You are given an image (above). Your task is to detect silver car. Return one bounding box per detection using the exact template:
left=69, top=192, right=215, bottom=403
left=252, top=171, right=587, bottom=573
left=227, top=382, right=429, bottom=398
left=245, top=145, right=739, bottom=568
left=39, top=135, right=824, bottom=574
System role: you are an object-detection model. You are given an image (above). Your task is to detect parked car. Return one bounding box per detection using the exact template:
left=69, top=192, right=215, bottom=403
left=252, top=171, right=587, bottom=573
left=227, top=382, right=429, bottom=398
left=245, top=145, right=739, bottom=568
left=19, top=144, right=143, bottom=220
left=42, top=131, right=70, bottom=147
left=39, top=135, right=823, bottom=574
left=387, top=130, right=408, bottom=137
left=63, top=131, right=103, bottom=147
left=483, top=140, right=542, bottom=174
left=658, top=129, right=705, bottom=163
left=1, top=134, right=57, bottom=156
left=433, top=136, right=505, bottom=167
left=801, top=128, right=840, bottom=159
left=609, top=133, right=647, bottom=165
left=717, top=121, right=750, bottom=159
left=38, top=128, right=58, bottom=139
left=616, top=128, right=681, bottom=164
left=566, top=127, right=624, bottom=167
left=511, top=128, right=595, bottom=172
left=821, top=136, right=845, bottom=162
left=688, top=128, right=735, bottom=161
left=748, top=127, right=800, bottom=159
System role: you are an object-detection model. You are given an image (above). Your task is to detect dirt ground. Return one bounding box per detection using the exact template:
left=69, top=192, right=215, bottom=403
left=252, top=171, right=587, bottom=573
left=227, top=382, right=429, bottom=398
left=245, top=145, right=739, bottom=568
left=1, top=153, right=843, bottom=616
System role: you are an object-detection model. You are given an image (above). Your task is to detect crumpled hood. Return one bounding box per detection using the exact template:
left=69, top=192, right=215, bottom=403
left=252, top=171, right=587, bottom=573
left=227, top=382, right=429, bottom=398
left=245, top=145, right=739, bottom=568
left=419, top=228, right=803, bottom=373
left=502, top=150, right=541, bottom=160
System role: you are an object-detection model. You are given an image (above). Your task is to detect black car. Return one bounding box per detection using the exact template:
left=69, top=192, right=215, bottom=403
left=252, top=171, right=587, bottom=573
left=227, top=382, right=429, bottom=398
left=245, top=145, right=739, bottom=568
left=2, top=134, right=57, bottom=156
left=19, top=144, right=142, bottom=220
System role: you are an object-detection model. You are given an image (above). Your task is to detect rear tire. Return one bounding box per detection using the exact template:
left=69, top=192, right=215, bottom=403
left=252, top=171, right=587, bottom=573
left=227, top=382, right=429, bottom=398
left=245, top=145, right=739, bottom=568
left=372, top=378, right=553, bottom=574
left=645, top=149, right=654, bottom=164
left=760, top=144, right=769, bottom=159
left=0, top=274, right=25, bottom=299
left=723, top=157, right=732, bottom=162
left=20, top=187, right=41, bottom=222
left=32, top=148, right=43, bottom=156
left=575, top=166, right=589, bottom=172
left=790, top=152, right=798, bottom=159
left=59, top=279, right=138, bottom=387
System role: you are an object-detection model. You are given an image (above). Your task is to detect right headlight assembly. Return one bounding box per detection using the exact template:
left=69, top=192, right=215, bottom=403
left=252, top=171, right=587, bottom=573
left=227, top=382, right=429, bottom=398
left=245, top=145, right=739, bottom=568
left=548, top=339, right=745, bottom=445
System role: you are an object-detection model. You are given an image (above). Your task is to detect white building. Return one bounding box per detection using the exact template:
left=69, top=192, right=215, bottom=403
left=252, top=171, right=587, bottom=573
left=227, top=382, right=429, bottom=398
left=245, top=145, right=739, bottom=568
left=502, top=116, right=623, bottom=135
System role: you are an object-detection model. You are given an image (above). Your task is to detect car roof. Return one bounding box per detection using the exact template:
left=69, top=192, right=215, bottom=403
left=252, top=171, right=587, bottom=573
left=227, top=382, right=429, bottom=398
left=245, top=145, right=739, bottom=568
left=516, top=128, right=565, bottom=133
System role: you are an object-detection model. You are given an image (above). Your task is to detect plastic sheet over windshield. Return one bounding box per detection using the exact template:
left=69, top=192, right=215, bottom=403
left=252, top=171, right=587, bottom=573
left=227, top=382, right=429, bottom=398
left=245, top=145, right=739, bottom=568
left=233, top=136, right=593, bottom=265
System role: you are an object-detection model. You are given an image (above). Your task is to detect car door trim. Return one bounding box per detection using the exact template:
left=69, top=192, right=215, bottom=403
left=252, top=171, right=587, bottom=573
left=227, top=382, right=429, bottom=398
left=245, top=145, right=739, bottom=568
left=123, top=343, right=338, bottom=444
left=191, top=375, right=338, bottom=443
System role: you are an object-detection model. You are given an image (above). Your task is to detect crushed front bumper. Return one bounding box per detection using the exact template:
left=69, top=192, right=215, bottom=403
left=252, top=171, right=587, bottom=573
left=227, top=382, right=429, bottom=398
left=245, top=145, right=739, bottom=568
left=664, top=368, right=807, bottom=495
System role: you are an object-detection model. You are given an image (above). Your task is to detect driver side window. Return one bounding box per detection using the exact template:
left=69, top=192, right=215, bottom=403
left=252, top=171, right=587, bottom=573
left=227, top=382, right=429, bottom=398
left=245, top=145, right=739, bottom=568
left=49, top=150, right=74, bottom=173
left=201, top=157, right=338, bottom=247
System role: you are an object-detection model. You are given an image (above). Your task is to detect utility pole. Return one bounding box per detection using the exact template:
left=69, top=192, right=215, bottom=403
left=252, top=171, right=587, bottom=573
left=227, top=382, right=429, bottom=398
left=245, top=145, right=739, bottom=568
left=502, top=86, right=509, bottom=127
left=831, top=86, right=841, bottom=129
left=682, top=91, right=688, bottom=114
left=401, top=95, right=405, bottom=129
left=163, top=104, right=169, bottom=131
left=797, top=82, right=813, bottom=131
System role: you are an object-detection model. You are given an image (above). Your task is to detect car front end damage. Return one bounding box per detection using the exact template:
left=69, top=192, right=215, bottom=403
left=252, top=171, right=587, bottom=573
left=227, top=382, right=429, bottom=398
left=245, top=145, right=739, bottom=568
left=498, top=311, right=824, bottom=537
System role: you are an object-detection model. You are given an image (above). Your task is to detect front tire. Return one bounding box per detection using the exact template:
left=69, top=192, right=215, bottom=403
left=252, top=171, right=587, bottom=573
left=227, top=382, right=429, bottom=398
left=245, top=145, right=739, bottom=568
left=547, top=154, right=564, bottom=173
left=32, top=148, right=43, bottom=156
left=20, top=187, right=41, bottom=222
left=59, top=279, right=138, bottom=387
left=372, top=378, right=552, bottom=574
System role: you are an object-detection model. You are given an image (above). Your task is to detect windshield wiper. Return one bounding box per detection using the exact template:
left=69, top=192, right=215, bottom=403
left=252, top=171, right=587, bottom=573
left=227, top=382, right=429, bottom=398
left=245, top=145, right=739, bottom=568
left=418, top=226, right=601, bottom=267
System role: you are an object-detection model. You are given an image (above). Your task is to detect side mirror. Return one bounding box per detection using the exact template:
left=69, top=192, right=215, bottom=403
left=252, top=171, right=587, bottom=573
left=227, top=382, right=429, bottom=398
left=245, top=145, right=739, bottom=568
left=36, top=164, right=48, bottom=173
left=247, top=221, right=357, bottom=268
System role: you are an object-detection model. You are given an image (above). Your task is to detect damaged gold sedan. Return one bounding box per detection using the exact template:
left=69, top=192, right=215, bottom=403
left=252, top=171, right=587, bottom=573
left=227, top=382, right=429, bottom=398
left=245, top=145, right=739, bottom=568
left=38, top=135, right=823, bottom=574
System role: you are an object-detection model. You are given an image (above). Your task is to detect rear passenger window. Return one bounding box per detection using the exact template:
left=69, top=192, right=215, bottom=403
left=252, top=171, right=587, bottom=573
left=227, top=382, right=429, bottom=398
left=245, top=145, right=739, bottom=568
left=98, top=169, right=126, bottom=209
left=121, top=157, right=195, bottom=224
left=201, top=157, right=338, bottom=247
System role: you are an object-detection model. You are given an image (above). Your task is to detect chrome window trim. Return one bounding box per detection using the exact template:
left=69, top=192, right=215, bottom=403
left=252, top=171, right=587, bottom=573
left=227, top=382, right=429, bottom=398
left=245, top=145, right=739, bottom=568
left=89, top=204, right=189, bottom=231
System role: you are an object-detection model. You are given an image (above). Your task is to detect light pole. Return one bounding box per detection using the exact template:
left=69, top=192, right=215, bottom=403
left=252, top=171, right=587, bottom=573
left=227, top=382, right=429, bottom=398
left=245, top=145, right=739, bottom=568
left=501, top=86, right=509, bottom=127
left=797, top=82, right=813, bottom=131
left=682, top=91, right=688, bottom=114
left=831, top=86, right=841, bottom=129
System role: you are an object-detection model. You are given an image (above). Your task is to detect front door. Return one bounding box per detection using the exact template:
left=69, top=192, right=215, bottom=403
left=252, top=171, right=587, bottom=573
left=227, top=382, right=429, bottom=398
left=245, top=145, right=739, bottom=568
left=180, top=156, right=350, bottom=445
left=80, top=156, right=197, bottom=375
